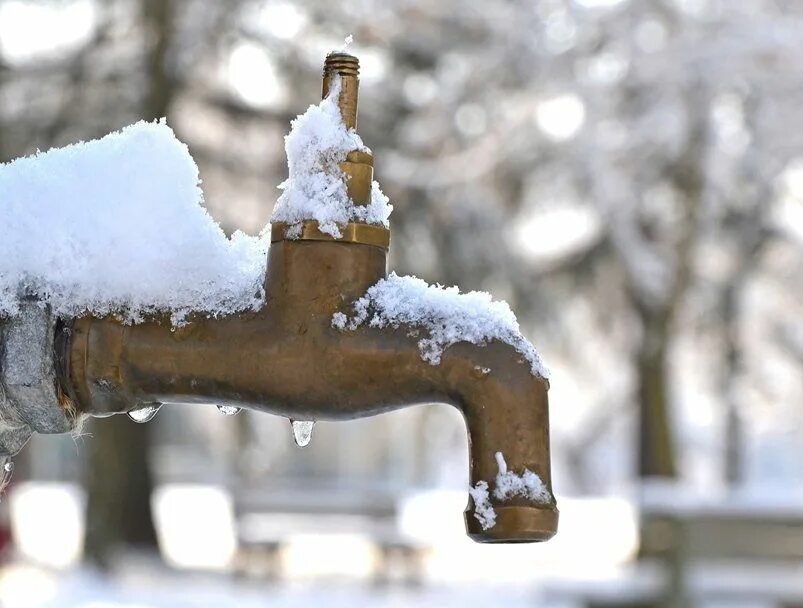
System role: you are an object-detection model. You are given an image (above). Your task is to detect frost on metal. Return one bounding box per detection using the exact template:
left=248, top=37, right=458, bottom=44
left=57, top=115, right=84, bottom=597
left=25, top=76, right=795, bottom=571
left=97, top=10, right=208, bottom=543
left=332, top=272, right=549, bottom=379
left=0, top=120, right=268, bottom=323
left=269, top=76, right=392, bottom=238
left=469, top=451, right=550, bottom=530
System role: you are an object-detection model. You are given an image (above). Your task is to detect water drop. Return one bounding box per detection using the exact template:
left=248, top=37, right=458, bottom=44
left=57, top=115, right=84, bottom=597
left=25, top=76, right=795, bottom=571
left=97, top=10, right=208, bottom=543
left=217, top=405, right=242, bottom=416
left=0, top=457, right=13, bottom=496
left=291, top=419, right=315, bottom=447
left=127, top=403, right=162, bottom=424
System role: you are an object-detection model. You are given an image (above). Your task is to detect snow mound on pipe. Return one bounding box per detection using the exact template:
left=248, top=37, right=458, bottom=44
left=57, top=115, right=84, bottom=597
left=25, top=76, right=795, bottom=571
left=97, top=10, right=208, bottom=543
left=332, top=272, right=549, bottom=379
left=270, top=76, right=392, bottom=238
left=0, top=120, right=268, bottom=322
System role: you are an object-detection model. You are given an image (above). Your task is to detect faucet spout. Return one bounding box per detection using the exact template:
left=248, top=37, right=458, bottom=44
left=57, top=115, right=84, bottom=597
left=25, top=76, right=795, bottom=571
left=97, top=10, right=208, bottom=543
left=451, top=347, right=557, bottom=542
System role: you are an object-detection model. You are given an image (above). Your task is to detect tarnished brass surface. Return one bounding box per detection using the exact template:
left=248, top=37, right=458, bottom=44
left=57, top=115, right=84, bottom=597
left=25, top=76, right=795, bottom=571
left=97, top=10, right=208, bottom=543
left=341, top=152, right=373, bottom=204
left=323, top=53, right=359, bottom=129
left=466, top=506, right=559, bottom=543
left=270, top=221, right=390, bottom=249
left=319, top=53, right=374, bottom=207
left=59, top=52, right=558, bottom=543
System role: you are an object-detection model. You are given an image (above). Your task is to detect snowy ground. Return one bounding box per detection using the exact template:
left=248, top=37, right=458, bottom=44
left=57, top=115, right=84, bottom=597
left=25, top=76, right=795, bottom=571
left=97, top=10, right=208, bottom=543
left=4, top=485, right=803, bottom=607
left=3, top=560, right=797, bottom=608
left=0, top=486, right=635, bottom=608
left=0, top=562, right=564, bottom=608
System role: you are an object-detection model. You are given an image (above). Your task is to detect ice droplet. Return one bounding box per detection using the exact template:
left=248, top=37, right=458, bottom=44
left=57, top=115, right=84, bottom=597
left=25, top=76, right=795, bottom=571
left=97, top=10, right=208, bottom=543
left=217, top=405, right=242, bottom=416
left=291, top=419, right=315, bottom=447
left=0, top=458, right=13, bottom=496
left=127, top=403, right=162, bottom=423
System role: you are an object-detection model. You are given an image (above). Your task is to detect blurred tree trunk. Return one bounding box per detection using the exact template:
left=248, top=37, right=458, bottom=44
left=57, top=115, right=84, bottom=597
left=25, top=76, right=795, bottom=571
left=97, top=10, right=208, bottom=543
left=84, top=0, right=175, bottom=569
left=83, top=418, right=158, bottom=567
left=635, top=86, right=707, bottom=479
left=636, top=309, right=677, bottom=478
left=722, top=279, right=743, bottom=486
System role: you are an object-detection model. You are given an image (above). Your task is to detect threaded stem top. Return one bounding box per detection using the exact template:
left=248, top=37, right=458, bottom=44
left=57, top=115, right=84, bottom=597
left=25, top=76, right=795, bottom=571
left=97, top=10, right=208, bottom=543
left=322, top=52, right=360, bottom=129
left=324, top=52, right=360, bottom=77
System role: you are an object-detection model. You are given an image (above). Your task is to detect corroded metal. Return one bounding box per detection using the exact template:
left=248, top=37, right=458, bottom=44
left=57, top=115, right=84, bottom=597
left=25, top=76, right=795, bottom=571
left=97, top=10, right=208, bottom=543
left=0, top=301, right=77, bottom=455
left=59, top=53, right=558, bottom=543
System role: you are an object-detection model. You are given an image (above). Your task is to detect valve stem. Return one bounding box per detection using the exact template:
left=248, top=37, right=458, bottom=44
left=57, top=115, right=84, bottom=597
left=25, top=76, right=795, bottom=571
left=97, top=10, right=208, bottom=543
left=322, top=52, right=360, bottom=130
left=320, top=52, right=373, bottom=207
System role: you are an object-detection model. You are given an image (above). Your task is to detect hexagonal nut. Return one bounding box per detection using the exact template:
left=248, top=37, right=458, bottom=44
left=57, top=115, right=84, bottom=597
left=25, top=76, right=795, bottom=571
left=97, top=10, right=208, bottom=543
left=1, top=301, right=73, bottom=436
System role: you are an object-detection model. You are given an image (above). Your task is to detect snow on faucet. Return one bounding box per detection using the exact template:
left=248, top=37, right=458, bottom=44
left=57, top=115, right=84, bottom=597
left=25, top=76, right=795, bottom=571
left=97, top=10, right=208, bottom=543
left=0, top=51, right=557, bottom=543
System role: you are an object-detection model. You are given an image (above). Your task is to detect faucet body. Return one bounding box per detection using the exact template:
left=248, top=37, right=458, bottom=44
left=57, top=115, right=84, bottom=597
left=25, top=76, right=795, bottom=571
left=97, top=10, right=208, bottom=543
left=62, top=236, right=557, bottom=542
left=57, top=52, right=558, bottom=543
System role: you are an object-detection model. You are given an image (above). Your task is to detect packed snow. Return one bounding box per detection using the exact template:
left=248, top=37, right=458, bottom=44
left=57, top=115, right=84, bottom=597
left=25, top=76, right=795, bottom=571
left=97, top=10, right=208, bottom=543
left=470, top=452, right=550, bottom=530
left=0, top=120, right=268, bottom=322
left=270, top=75, right=392, bottom=238
left=332, top=273, right=549, bottom=379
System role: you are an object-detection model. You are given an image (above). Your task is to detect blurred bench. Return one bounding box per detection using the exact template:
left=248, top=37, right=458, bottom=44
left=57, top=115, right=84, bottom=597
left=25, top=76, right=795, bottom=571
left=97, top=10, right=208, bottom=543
left=231, top=480, right=425, bottom=584
left=543, top=487, right=803, bottom=608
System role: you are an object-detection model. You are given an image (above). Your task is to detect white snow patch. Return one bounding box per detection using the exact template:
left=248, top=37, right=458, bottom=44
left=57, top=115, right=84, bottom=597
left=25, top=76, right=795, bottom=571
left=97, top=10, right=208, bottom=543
left=493, top=451, right=550, bottom=503
left=331, top=311, right=349, bottom=330
left=331, top=272, right=549, bottom=379
left=270, top=75, right=392, bottom=238
left=469, top=451, right=551, bottom=530
left=468, top=480, right=496, bottom=530
left=0, top=120, right=268, bottom=322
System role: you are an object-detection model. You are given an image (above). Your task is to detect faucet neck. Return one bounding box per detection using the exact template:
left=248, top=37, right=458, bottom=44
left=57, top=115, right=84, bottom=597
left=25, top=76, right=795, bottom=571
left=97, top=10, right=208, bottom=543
left=264, top=240, right=387, bottom=318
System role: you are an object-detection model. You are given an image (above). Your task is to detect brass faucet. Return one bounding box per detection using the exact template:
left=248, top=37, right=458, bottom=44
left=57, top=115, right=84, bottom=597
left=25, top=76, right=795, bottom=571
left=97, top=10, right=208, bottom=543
left=56, top=53, right=558, bottom=543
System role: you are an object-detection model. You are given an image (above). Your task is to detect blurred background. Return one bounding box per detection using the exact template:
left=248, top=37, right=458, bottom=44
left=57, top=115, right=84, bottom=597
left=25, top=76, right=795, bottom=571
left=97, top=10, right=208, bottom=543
left=1, top=0, right=803, bottom=606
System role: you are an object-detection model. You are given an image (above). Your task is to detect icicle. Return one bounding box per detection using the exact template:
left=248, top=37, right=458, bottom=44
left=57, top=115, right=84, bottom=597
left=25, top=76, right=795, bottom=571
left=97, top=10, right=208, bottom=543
left=0, top=457, right=13, bottom=497
left=290, top=419, right=315, bottom=447
left=217, top=405, right=242, bottom=416
left=127, top=403, right=162, bottom=423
